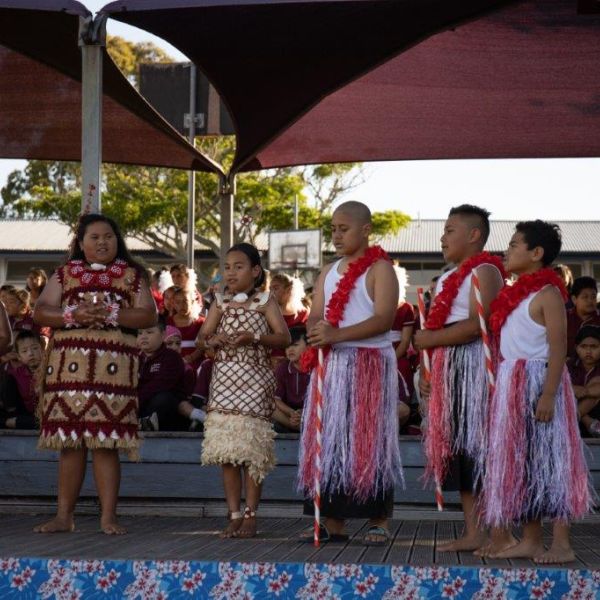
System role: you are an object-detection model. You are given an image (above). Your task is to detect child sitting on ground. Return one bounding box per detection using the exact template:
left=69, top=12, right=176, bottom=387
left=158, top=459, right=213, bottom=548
left=137, top=321, right=188, bottom=431
left=272, top=326, right=309, bottom=433
left=566, top=276, right=600, bottom=360
left=0, top=331, right=42, bottom=430
left=569, top=325, right=600, bottom=437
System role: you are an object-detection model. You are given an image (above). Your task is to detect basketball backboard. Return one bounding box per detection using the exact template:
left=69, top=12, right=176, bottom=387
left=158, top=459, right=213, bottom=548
left=268, top=229, right=322, bottom=271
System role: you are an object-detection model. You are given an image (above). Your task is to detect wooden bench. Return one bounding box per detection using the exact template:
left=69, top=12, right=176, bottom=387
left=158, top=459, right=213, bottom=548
left=1, top=431, right=599, bottom=507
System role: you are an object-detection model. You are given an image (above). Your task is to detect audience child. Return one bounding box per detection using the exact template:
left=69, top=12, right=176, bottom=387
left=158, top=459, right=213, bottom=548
left=26, top=268, right=48, bottom=309
left=162, top=285, right=177, bottom=318
left=481, top=220, right=592, bottom=564
left=566, top=276, right=600, bottom=360
left=298, top=201, right=403, bottom=546
left=391, top=265, right=415, bottom=402
left=170, top=263, right=203, bottom=314
left=187, top=349, right=215, bottom=430
left=199, top=243, right=290, bottom=538
left=272, top=326, right=309, bottom=433
left=569, top=325, right=600, bottom=437
left=415, top=205, right=509, bottom=554
left=137, top=322, right=188, bottom=431
left=3, top=287, right=50, bottom=346
left=168, top=287, right=205, bottom=369
left=0, top=330, right=42, bottom=430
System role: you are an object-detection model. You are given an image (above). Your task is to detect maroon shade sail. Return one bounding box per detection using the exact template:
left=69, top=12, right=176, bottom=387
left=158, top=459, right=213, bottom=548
left=0, top=1, right=222, bottom=173
left=102, top=0, right=600, bottom=173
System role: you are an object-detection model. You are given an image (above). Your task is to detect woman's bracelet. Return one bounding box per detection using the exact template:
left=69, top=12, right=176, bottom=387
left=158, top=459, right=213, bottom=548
left=105, top=302, right=120, bottom=328
left=62, top=305, right=79, bottom=328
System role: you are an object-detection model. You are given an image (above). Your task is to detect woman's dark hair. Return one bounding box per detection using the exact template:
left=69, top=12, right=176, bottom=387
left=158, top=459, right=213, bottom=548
left=227, top=243, right=265, bottom=288
left=66, top=214, right=148, bottom=281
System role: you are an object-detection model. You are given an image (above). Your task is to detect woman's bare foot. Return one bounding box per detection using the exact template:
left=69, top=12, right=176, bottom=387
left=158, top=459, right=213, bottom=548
left=100, top=518, right=127, bottom=535
left=534, top=544, right=576, bottom=565
left=495, top=538, right=544, bottom=559
left=220, top=515, right=243, bottom=539
left=438, top=532, right=487, bottom=553
left=33, top=516, right=75, bottom=533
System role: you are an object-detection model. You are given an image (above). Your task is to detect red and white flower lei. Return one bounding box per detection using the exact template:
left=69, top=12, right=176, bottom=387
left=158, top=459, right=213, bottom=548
left=68, top=259, right=127, bottom=287
left=489, top=268, right=568, bottom=335
left=425, top=252, right=507, bottom=331
left=300, top=245, right=391, bottom=372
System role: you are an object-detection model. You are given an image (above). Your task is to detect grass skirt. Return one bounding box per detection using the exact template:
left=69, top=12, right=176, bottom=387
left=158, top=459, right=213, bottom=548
left=424, top=340, right=488, bottom=489
left=298, top=346, right=403, bottom=503
left=201, top=411, right=275, bottom=484
left=480, top=359, right=594, bottom=527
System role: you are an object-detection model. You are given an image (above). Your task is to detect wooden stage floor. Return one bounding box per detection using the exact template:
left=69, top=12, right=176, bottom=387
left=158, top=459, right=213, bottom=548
left=2, top=514, right=600, bottom=570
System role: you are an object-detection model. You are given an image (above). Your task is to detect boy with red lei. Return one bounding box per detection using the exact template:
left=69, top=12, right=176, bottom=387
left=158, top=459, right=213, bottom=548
left=415, top=205, right=509, bottom=554
left=298, top=201, right=403, bottom=546
left=480, top=220, right=593, bottom=564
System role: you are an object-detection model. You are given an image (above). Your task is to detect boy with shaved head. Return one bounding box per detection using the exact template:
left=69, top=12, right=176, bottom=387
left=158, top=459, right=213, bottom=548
left=415, top=204, right=512, bottom=556
left=298, top=201, right=403, bottom=546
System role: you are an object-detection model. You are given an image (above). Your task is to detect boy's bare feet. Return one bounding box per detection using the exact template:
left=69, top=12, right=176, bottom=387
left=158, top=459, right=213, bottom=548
left=33, top=516, right=75, bottom=533
left=495, top=538, right=544, bottom=559
left=438, top=532, right=487, bottom=553
left=534, top=544, right=576, bottom=565
left=474, top=529, right=518, bottom=557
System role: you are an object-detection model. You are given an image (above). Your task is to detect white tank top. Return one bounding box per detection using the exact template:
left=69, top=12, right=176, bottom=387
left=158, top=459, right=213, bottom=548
left=324, top=259, right=392, bottom=349
left=500, top=289, right=549, bottom=360
left=435, top=263, right=503, bottom=325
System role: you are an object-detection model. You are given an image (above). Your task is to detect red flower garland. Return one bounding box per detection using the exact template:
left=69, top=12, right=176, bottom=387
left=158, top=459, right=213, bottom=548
left=425, top=252, right=507, bottom=330
left=68, top=259, right=128, bottom=288
left=299, top=246, right=391, bottom=372
left=489, top=268, right=568, bottom=335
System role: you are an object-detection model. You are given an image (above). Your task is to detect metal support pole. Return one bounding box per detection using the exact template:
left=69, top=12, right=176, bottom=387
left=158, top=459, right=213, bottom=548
left=294, top=194, right=299, bottom=230
left=186, top=64, right=197, bottom=269
left=79, top=16, right=106, bottom=215
left=219, top=173, right=236, bottom=275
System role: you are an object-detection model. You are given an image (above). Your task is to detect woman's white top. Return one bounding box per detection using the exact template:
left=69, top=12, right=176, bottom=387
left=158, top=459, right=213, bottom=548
left=500, top=289, right=549, bottom=360
left=324, top=259, right=391, bottom=349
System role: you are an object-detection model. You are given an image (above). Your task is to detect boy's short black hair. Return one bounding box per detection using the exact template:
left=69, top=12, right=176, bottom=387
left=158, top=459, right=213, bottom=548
left=448, top=204, right=491, bottom=245
left=576, top=325, right=600, bottom=346
left=571, top=276, right=598, bottom=298
left=514, top=220, right=562, bottom=266
left=289, top=326, right=307, bottom=345
left=14, top=330, right=41, bottom=352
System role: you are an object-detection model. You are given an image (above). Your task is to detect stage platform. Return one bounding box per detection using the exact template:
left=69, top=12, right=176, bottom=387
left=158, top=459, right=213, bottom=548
left=1, top=514, right=599, bottom=597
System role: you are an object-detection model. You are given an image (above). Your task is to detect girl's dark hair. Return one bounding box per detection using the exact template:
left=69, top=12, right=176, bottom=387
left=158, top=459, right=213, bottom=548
left=66, top=214, right=148, bottom=282
left=227, top=243, right=265, bottom=288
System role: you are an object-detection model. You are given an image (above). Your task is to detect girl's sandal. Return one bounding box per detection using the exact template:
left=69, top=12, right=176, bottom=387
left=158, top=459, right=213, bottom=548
left=233, top=507, right=257, bottom=538
left=219, top=511, right=243, bottom=538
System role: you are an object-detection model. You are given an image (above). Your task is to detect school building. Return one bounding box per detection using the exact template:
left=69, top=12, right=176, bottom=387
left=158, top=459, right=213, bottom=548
left=1, top=219, right=599, bottom=302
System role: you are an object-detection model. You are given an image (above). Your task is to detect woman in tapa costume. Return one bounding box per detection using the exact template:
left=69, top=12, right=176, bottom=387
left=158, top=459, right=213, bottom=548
left=34, top=214, right=156, bottom=535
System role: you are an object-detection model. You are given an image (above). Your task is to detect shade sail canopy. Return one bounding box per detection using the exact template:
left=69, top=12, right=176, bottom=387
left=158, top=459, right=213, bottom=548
left=0, top=1, right=222, bottom=173
left=102, top=0, right=600, bottom=173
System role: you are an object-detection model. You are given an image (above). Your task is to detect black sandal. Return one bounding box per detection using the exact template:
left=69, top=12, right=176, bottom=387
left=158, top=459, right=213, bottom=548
left=363, top=526, right=390, bottom=546
left=299, top=524, right=349, bottom=544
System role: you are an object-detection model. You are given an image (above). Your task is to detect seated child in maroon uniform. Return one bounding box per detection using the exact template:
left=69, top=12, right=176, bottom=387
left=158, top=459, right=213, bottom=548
left=273, top=326, right=310, bottom=433
left=569, top=325, right=600, bottom=437
left=137, top=321, right=188, bottom=431
left=566, top=277, right=600, bottom=360
left=0, top=331, right=43, bottom=429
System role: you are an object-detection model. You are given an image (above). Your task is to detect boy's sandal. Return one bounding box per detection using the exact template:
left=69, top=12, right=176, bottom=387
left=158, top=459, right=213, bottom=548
left=363, top=526, right=390, bottom=546
left=299, top=524, right=349, bottom=544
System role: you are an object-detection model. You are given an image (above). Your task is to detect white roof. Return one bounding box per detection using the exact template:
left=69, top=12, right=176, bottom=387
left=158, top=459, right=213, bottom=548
left=0, top=219, right=599, bottom=256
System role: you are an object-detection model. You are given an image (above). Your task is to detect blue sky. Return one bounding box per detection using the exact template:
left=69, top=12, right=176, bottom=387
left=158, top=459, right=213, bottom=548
left=2, top=1, right=599, bottom=221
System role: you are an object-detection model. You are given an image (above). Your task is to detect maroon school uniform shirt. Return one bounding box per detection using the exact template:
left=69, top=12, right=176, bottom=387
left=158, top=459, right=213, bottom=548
left=193, top=358, right=214, bottom=402
left=138, top=344, right=186, bottom=406
left=567, top=308, right=600, bottom=360
left=10, top=312, right=51, bottom=339
left=6, top=363, right=37, bottom=414
left=274, top=360, right=310, bottom=410
left=166, top=316, right=205, bottom=368
left=569, top=360, right=600, bottom=420
left=391, top=302, right=416, bottom=397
